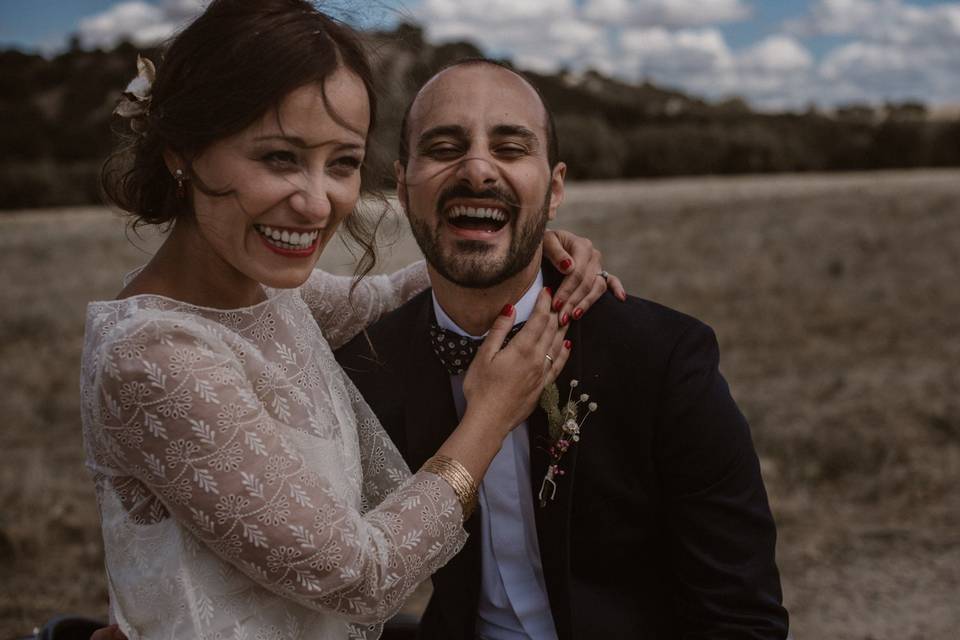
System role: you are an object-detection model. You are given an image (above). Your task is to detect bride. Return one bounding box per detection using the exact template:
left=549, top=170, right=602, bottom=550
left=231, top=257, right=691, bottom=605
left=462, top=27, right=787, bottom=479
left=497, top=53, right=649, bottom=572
left=82, top=1, right=616, bottom=638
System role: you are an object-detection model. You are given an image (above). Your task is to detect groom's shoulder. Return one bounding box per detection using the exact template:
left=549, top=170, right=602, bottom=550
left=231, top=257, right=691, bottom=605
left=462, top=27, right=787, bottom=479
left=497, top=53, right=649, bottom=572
left=334, top=288, right=431, bottom=373
left=583, top=290, right=716, bottom=362
left=593, top=290, right=703, bottom=334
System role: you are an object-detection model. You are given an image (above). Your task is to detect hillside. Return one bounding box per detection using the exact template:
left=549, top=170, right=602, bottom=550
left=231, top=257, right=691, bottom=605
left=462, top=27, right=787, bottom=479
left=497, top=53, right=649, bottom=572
left=2, top=24, right=959, bottom=209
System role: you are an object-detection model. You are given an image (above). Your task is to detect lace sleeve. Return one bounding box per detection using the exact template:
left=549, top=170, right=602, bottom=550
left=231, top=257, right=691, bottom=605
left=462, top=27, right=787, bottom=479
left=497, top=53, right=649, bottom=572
left=95, top=313, right=465, bottom=623
left=300, top=261, right=429, bottom=350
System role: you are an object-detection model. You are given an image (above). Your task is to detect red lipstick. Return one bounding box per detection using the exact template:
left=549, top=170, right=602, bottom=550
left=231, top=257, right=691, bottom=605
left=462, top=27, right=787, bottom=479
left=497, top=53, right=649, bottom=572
left=258, top=233, right=319, bottom=257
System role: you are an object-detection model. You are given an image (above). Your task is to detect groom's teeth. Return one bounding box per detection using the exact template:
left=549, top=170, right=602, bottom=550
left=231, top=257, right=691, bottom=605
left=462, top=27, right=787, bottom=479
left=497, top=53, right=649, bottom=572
left=449, top=206, right=507, bottom=221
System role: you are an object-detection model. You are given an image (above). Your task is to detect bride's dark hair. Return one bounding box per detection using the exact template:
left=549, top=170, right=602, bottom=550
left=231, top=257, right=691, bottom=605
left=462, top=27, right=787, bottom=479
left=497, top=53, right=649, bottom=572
left=101, top=0, right=385, bottom=279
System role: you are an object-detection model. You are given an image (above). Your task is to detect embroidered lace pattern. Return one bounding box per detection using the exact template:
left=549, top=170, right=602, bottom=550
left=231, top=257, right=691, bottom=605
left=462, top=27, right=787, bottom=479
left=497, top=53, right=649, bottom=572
left=80, top=262, right=468, bottom=639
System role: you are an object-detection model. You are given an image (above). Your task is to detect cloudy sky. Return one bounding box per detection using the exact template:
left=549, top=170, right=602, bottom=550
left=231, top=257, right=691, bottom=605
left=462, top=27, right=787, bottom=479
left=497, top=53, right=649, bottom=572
left=2, top=0, right=959, bottom=110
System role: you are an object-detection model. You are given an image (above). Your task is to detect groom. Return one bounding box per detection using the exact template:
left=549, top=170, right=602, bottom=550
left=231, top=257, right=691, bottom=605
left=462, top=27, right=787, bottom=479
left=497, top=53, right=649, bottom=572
left=336, top=59, right=788, bottom=638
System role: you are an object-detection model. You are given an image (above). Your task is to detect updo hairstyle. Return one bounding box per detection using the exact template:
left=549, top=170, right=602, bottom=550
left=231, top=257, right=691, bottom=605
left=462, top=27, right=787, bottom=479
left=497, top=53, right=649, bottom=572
left=101, top=0, right=385, bottom=278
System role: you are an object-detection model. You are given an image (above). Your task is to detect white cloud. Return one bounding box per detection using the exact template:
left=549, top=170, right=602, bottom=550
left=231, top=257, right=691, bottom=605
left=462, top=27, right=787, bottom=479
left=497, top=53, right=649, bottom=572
left=789, top=0, right=960, bottom=46
left=738, top=35, right=813, bottom=73
left=787, top=0, right=879, bottom=36
left=418, top=0, right=575, bottom=23
left=414, top=0, right=824, bottom=108
left=412, top=0, right=960, bottom=107
left=160, top=0, right=207, bottom=21
left=789, top=0, right=960, bottom=105
left=788, top=0, right=960, bottom=44
left=77, top=0, right=205, bottom=49
left=821, top=42, right=910, bottom=81
left=417, top=0, right=611, bottom=73
left=516, top=18, right=609, bottom=72
left=713, top=35, right=816, bottom=110
left=610, top=29, right=817, bottom=110
left=619, top=27, right=734, bottom=77
left=819, top=41, right=947, bottom=100
left=78, top=2, right=165, bottom=48
left=583, top=0, right=750, bottom=27
left=75, top=0, right=960, bottom=108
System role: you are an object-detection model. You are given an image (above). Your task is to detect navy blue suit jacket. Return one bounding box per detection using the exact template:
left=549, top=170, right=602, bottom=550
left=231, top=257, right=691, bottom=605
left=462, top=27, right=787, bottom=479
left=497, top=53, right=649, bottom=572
left=335, top=269, right=788, bottom=639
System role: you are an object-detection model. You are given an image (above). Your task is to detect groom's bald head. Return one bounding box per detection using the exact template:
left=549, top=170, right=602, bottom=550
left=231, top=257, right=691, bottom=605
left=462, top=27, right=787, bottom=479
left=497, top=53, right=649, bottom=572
left=397, top=58, right=559, bottom=169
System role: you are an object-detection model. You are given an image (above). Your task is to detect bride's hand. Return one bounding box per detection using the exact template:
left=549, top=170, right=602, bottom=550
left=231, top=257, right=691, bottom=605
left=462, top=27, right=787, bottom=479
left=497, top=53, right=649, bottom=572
left=543, top=229, right=627, bottom=325
left=461, top=288, right=570, bottom=438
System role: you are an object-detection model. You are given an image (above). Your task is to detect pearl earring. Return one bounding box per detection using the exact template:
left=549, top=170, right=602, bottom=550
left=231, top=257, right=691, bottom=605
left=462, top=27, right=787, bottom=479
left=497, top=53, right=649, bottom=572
left=174, top=169, right=186, bottom=199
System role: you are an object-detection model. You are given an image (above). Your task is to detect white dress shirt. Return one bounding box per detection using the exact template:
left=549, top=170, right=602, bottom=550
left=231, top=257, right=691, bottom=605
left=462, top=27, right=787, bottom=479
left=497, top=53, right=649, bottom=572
left=432, top=272, right=559, bottom=640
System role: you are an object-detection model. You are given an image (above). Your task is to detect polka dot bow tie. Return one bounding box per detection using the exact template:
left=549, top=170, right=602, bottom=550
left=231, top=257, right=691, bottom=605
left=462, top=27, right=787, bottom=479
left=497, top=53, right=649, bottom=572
left=429, top=320, right=525, bottom=376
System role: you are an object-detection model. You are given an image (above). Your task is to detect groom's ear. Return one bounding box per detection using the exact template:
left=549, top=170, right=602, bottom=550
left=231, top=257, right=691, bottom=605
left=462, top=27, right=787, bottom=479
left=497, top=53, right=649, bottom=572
left=546, top=161, right=566, bottom=222
left=394, top=160, right=408, bottom=216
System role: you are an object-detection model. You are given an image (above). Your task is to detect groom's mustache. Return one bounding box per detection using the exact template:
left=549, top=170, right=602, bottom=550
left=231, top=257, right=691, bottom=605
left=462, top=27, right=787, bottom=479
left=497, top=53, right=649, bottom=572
left=436, top=184, right=519, bottom=216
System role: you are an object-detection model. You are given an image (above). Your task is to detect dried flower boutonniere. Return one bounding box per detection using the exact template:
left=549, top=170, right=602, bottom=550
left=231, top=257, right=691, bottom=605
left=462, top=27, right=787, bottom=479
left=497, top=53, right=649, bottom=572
left=537, top=379, right=597, bottom=507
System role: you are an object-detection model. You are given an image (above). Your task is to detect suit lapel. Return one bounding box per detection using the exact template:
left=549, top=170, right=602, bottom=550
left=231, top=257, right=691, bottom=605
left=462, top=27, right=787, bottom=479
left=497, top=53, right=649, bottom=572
left=401, top=293, right=482, bottom=637
left=401, top=295, right=460, bottom=470
left=529, top=265, right=582, bottom=640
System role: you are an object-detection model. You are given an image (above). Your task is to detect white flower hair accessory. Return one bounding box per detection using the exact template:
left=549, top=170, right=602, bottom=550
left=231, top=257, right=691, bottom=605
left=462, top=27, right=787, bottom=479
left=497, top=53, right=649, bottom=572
left=113, top=55, right=156, bottom=135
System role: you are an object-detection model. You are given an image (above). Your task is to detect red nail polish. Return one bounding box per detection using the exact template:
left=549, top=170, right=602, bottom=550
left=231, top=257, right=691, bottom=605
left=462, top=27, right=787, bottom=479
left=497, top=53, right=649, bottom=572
left=552, top=298, right=564, bottom=312
left=501, top=303, right=513, bottom=316
left=559, top=258, right=572, bottom=271
left=560, top=313, right=569, bottom=326
left=573, top=307, right=584, bottom=320
left=564, top=339, right=572, bottom=350
left=544, top=286, right=553, bottom=296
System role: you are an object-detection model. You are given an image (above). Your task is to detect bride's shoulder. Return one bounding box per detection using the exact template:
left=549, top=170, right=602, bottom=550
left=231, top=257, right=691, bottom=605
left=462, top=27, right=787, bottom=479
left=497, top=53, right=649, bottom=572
left=86, top=300, right=226, bottom=362
left=297, top=266, right=344, bottom=297
left=84, top=305, right=247, bottom=402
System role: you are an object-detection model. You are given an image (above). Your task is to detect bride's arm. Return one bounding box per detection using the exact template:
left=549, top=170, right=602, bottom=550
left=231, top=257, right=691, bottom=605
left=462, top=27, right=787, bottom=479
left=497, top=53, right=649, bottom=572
left=96, top=314, right=465, bottom=623
left=300, top=260, right=430, bottom=350
left=303, top=230, right=625, bottom=349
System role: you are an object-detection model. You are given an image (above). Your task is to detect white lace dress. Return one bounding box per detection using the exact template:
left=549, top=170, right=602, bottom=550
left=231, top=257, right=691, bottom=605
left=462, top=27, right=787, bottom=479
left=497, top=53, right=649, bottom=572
left=80, top=262, right=468, bottom=640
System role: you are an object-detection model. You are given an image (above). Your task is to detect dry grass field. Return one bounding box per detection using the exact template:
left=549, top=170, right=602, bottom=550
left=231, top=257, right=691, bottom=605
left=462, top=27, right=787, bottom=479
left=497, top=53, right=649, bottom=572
left=2, top=170, right=959, bottom=639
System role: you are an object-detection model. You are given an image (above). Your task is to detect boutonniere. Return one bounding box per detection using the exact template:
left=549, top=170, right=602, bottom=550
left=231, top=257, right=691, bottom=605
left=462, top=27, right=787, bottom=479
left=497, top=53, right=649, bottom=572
left=537, top=379, right=597, bottom=507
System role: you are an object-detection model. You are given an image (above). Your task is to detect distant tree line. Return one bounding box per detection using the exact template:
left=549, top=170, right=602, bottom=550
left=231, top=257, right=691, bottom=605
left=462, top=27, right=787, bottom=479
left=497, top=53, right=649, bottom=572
left=1, top=24, right=958, bottom=210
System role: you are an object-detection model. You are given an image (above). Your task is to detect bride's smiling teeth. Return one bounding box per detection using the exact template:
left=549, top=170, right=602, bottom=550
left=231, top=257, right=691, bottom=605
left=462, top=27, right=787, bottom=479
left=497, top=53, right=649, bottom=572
left=446, top=205, right=508, bottom=232
left=254, top=224, right=319, bottom=250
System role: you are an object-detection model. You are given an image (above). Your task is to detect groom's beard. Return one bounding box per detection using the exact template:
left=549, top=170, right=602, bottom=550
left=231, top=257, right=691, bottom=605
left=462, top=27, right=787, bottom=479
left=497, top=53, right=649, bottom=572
left=404, top=184, right=551, bottom=289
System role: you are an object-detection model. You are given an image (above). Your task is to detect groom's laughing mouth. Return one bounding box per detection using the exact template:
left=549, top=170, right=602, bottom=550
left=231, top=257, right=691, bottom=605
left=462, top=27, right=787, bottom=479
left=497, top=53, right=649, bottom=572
left=444, top=200, right=510, bottom=236
left=437, top=185, right=516, bottom=241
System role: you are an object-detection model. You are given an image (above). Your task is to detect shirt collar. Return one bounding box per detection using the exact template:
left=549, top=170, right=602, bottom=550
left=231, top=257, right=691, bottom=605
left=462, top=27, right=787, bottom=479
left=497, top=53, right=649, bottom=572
left=432, top=270, right=544, bottom=339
